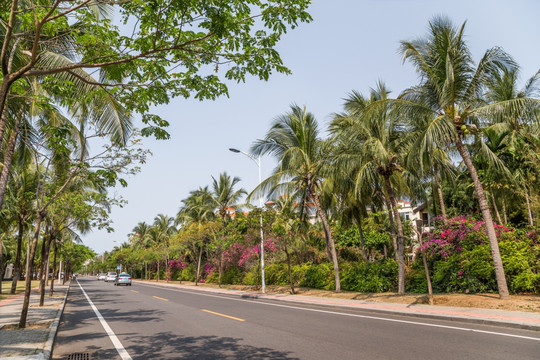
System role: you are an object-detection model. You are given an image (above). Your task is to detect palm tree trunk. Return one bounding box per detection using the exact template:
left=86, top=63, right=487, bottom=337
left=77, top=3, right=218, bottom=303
left=433, top=168, right=447, bottom=218
left=10, top=218, right=24, bottom=294
left=454, top=136, right=509, bottom=299
left=196, top=245, right=203, bottom=286
left=284, top=243, right=295, bottom=294
left=384, top=195, right=399, bottom=262
left=38, top=232, right=48, bottom=301
left=383, top=176, right=405, bottom=294
left=490, top=191, right=502, bottom=225
left=0, top=235, right=3, bottom=294
left=49, top=241, right=57, bottom=296
left=40, top=235, right=53, bottom=306
left=502, top=197, right=508, bottom=225
left=218, top=252, right=223, bottom=288
left=0, top=117, right=19, bottom=208
left=525, top=188, right=534, bottom=227
left=354, top=213, right=368, bottom=262
left=311, top=190, right=340, bottom=293
left=19, top=211, right=44, bottom=328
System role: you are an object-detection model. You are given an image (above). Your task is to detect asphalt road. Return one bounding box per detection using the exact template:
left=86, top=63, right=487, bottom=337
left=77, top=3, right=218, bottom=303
left=52, top=277, right=540, bottom=359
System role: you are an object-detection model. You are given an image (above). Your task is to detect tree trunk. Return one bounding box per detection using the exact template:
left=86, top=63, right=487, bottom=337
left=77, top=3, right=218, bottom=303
left=311, top=189, right=340, bottom=293
left=384, top=195, right=399, bottom=262
left=10, top=217, right=24, bottom=294
left=195, top=245, right=203, bottom=286
left=39, top=234, right=53, bottom=306
left=0, top=234, right=3, bottom=293
left=157, top=261, right=160, bottom=281
left=49, top=241, right=57, bottom=296
left=38, top=232, right=48, bottom=300
left=502, top=197, right=508, bottom=225
left=218, top=252, right=223, bottom=288
left=354, top=213, right=368, bottom=262
left=490, top=191, right=502, bottom=225
left=0, top=116, right=19, bottom=208
left=414, top=228, right=433, bottom=305
left=19, top=211, right=44, bottom=328
left=433, top=168, right=447, bottom=218
left=284, top=243, right=295, bottom=294
left=455, top=136, right=509, bottom=299
left=383, top=176, right=405, bottom=294
left=525, top=188, right=534, bottom=227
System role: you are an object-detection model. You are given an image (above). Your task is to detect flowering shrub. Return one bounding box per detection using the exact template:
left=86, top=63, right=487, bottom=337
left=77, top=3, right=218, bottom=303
left=409, top=216, right=540, bottom=294
left=167, top=257, right=187, bottom=281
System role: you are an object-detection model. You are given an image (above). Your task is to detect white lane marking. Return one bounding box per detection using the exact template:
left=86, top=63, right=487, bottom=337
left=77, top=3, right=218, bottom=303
left=137, top=282, right=540, bottom=342
left=77, top=280, right=133, bottom=360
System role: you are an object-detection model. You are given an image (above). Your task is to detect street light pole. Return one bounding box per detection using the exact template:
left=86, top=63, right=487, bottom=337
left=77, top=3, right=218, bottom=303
left=229, top=148, right=266, bottom=293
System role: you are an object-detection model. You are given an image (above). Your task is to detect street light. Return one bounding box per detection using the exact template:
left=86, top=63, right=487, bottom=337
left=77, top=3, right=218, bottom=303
left=229, top=148, right=266, bottom=294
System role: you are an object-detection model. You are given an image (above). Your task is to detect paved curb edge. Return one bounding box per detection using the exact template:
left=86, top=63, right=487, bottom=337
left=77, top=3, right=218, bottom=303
left=136, top=280, right=540, bottom=332
left=40, top=282, right=71, bottom=360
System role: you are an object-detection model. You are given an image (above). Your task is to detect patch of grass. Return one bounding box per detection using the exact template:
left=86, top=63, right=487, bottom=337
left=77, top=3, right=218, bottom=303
left=1, top=280, right=40, bottom=301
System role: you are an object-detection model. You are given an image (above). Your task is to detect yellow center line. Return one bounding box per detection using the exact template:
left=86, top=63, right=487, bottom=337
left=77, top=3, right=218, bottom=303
left=201, top=309, right=245, bottom=322
left=153, top=296, right=169, bottom=301
left=130, top=290, right=139, bottom=293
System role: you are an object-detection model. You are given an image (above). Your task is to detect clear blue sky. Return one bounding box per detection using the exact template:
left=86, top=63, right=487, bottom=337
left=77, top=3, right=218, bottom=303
left=84, top=0, right=540, bottom=253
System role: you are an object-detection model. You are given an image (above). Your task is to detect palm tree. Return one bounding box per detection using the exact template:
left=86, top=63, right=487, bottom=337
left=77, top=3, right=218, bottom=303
left=176, top=186, right=216, bottom=285
left=252, top=105, right=341, bottom=292
left=483, top=66, right=540, bottom=226
left=394, top=17, right=540, bottom=298
left=210, top=172, right=246, bottom=287
left=153, top=214, right=176, bottom=280
left=331, top=83, right=410, bottom=293
left=211, top=172, right=246, bottom=224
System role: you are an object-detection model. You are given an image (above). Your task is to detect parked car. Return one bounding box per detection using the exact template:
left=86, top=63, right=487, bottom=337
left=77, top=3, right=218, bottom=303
left=114, top=273, right=132, bottom=286
left=105, top=272, right=117, bottom=282
left=97, top=273, right=107, bottom=280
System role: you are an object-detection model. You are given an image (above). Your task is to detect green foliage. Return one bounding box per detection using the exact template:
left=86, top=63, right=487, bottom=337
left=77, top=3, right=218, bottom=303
left=340, top=261, right=398, bottom=292
left=206, top=266, right=244, bottom=285
left=409, top=217, right=540, bottom=293
left=264, top=263, right=290, bottom=285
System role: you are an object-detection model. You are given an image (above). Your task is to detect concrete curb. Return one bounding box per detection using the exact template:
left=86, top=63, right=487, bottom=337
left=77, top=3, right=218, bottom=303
left=40, top=282, right=70, bottom=360
left=135, top=280, right=540, bottom=332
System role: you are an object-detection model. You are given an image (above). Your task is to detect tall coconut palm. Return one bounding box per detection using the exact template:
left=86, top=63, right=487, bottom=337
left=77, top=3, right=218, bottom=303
left=331, top=83, right=410, bottom=293
left=483, top=66, right=540, bottom=226
left=211, top=172, right=246, bottom=224
left=210, top=172, right=246, bottom=287
left=394, top=17, right=540, bottom=298
left=176, top=186, right=217, bottom=285
left=252, top=105, right=341, bottom=292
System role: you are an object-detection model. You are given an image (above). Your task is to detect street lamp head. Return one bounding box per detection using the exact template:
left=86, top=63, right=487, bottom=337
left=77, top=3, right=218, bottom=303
left=229, top=148, right=240, bottom=153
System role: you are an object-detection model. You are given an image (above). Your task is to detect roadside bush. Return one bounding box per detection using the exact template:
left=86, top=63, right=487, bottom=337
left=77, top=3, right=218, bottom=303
left=206, top=266, right=244, bottom=285
left=409, top=216, right=540, bottom=294
left=297, top=263, right=335, bottom=290
left=341, top=260, right=398, bottom=292
left=264, top=263, right=290, bottom=285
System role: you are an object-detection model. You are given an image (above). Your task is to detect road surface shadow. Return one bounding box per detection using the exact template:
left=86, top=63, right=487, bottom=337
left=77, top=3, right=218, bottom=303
left=126, top=331, right=300, bottom=359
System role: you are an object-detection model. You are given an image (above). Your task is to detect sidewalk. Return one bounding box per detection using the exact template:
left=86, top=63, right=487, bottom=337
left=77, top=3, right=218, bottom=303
left=136, top=280, right=540, bottom=331
left=0, top=283, right=69, bottom=360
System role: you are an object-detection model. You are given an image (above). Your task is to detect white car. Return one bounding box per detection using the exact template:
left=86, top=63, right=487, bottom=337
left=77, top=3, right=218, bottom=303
left=97, top=273, right=107, bottom=280
left=105, top=272, right=117, bottom=282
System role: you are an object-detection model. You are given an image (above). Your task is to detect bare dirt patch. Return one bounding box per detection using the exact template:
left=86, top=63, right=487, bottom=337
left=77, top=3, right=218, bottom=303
left=2, top=323, right=49, bottom=331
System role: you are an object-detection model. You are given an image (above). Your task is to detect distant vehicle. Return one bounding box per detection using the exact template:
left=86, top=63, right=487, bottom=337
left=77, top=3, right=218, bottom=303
left=97, top=273, right=107, bottom=280
left=114, top=273, right=132, bottom=286
left=105, top=272, right=117, bottom=282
